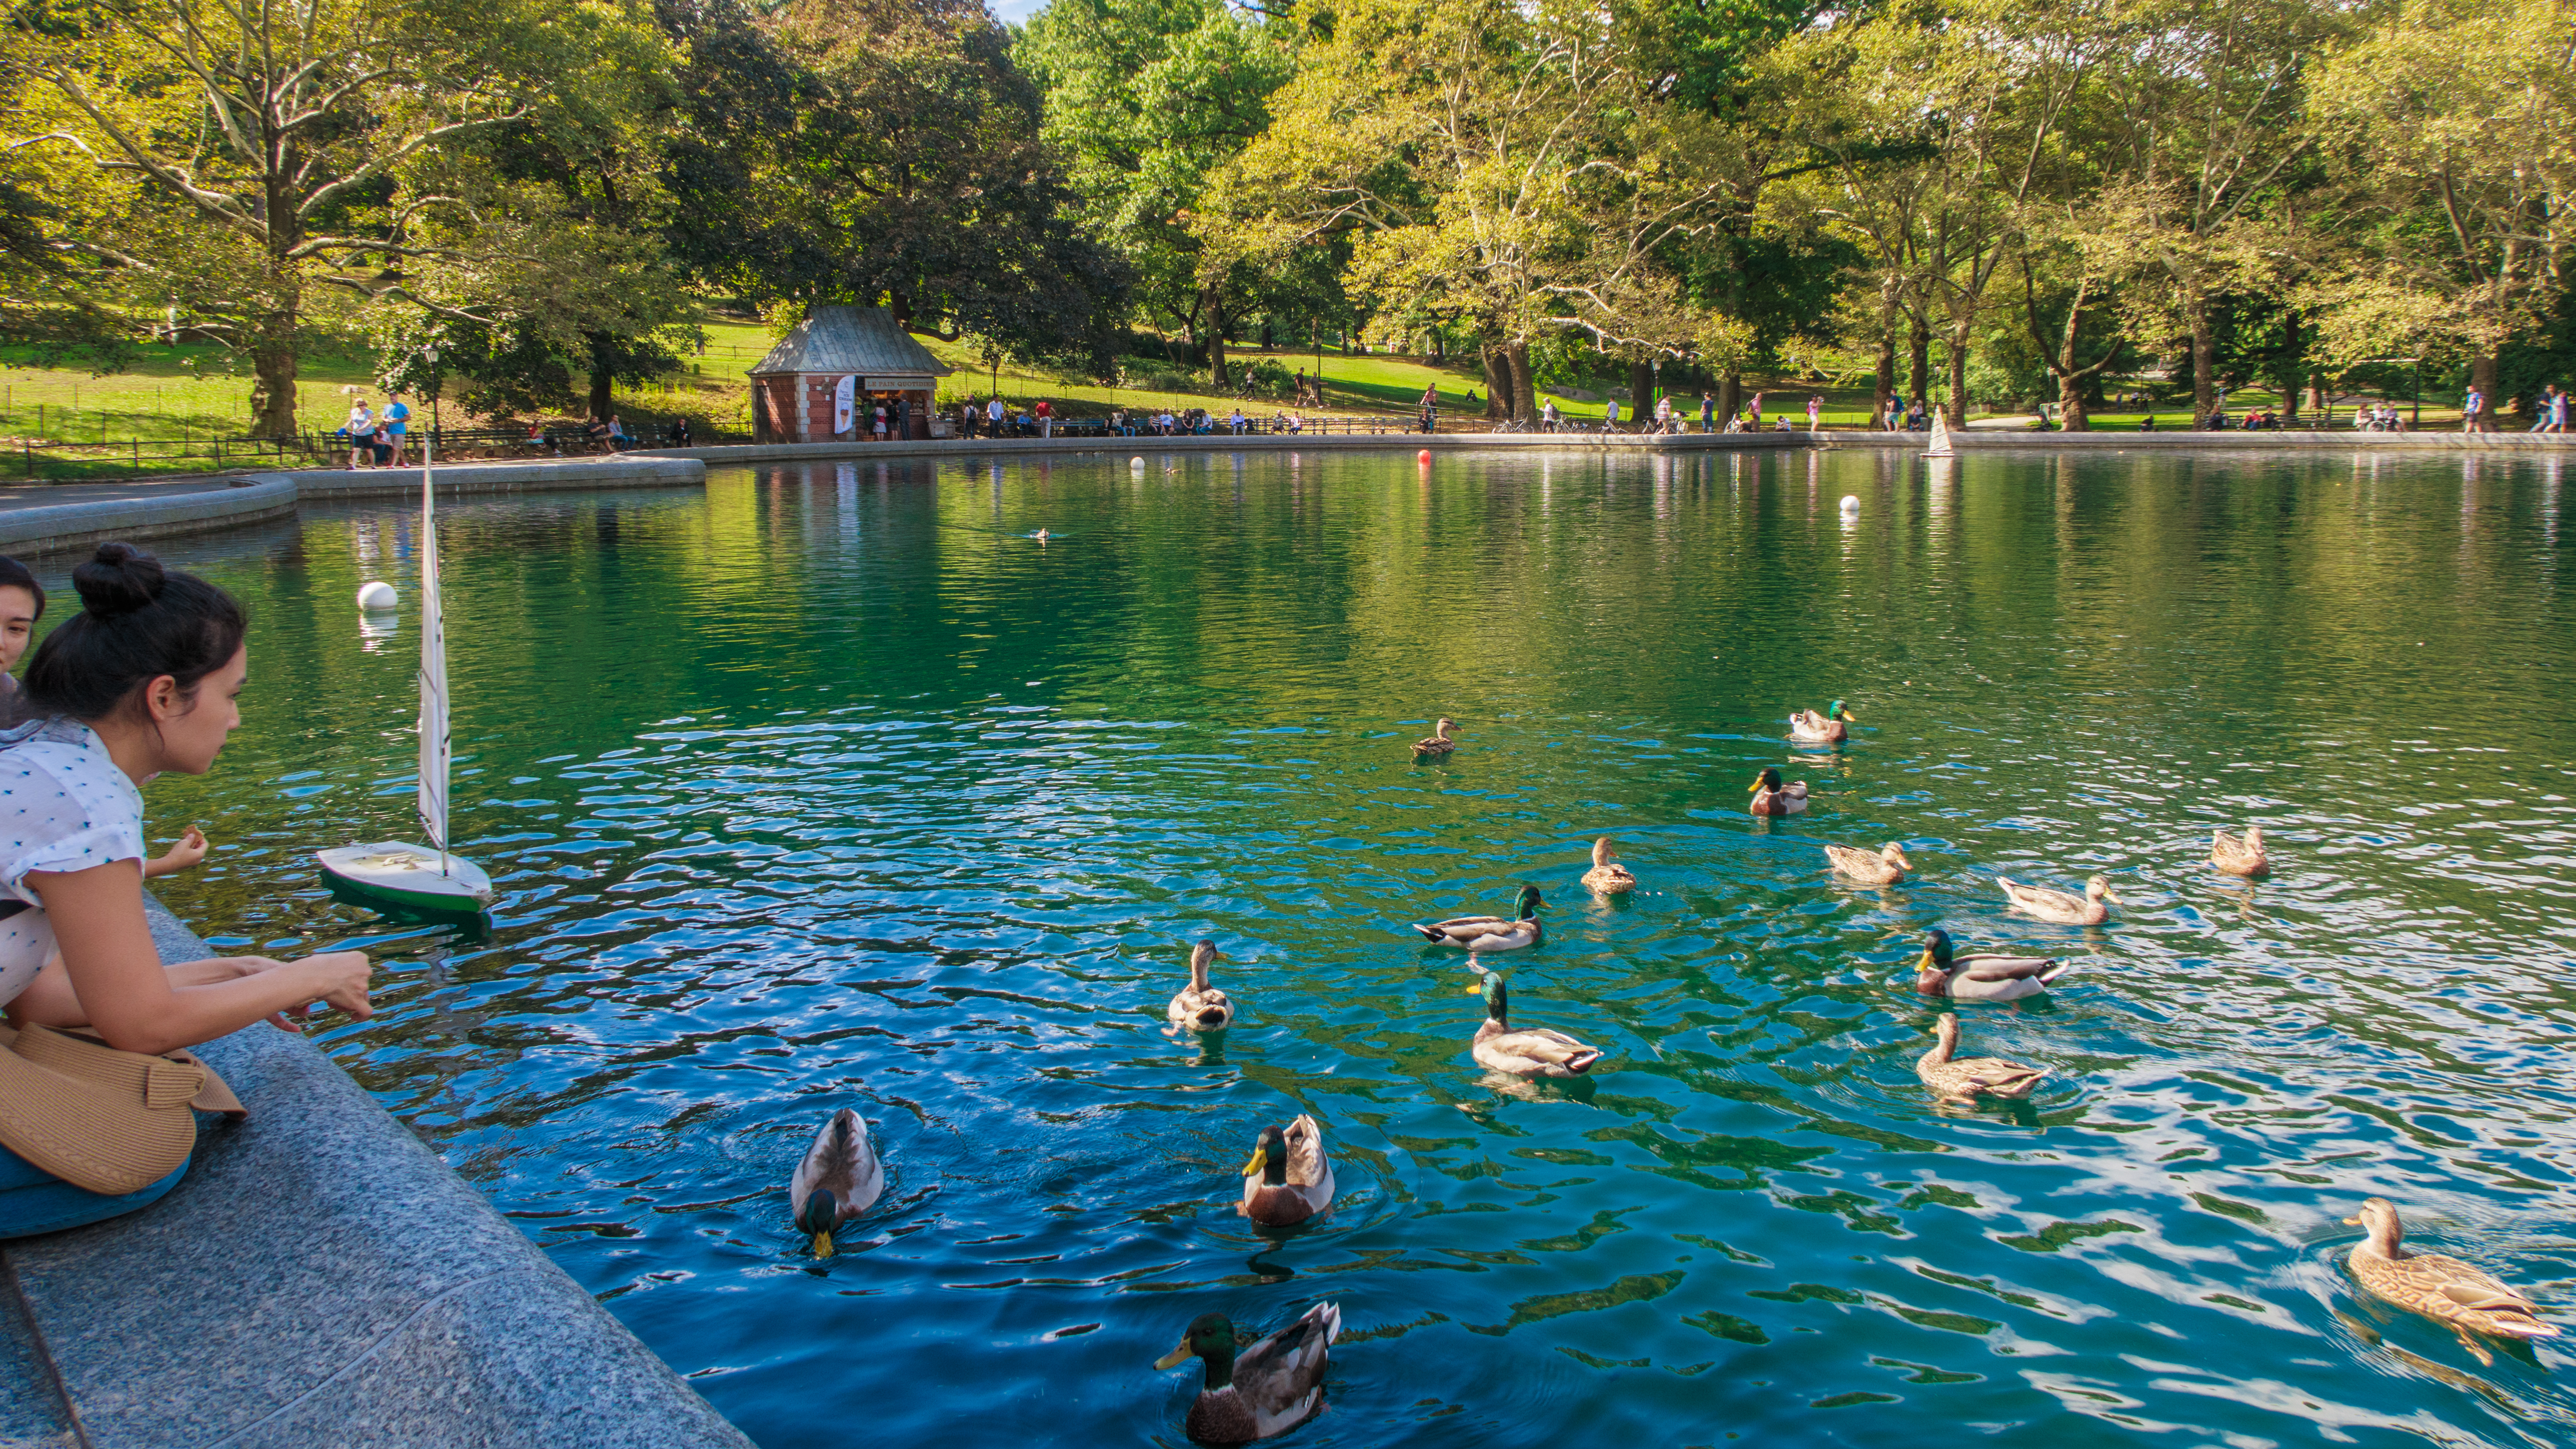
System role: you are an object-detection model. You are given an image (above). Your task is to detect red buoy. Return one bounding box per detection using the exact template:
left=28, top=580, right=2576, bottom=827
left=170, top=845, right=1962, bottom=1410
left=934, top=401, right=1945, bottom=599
left=1417, top=449, right=1432, bottom=463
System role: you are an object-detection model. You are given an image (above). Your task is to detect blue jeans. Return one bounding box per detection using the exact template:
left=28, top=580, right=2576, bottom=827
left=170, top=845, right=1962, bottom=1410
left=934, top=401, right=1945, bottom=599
left=0, top=1142, right=186, bottom=1239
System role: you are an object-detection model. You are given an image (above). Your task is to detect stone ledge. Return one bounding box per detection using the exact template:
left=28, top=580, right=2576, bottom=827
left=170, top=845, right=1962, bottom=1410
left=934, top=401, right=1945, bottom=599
left=641, top=431, right=1812, bottom=464
left=1818, top=429, right=2576, bottom=451
left=288, top=456, right=705, bottom=500
left=0, top=478, right=298, bottom=554
left=0, top=902, right=753, bottom=1449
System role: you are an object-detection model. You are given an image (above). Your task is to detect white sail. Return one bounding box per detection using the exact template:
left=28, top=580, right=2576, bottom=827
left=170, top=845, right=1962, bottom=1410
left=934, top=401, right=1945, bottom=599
left=1925, top=407, right=1957, bottom=458
left=417, top=438, right=451, bottom=863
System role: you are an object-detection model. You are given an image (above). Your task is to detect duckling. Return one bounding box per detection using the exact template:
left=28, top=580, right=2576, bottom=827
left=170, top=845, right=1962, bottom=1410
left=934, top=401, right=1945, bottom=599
left=2345, top=1197, right=2559, bottom=1362
left=1414, top=885, right=1543, bottom=951
left=1789, top=699, right=1856, bottom=744
left=1908, top=927, right=2068, bottom=1002
left=1168, top=941, right=1235, bottom=1031
left=1580, top=837, right=1636, bottom=895
left=789, top=1108, right=884, bottom=1258
left=1915, top=1012, right=2046, bottom=1104
left=1155, top=1302, right=1342, bottom=1444
left=1468, top=970, right=1603, bottom=1076
left=1412, top=717, right=1458, bottom=758
left=1997, top=873, right=2121, bottom=924
left=2212, top=825, right=2268, bottom=877
left=1824, top=841, right=1911, bottom=884
left=1748, top=767, right=1808, bottom=816
left=1238, top=1116, right=1335, bottom=1227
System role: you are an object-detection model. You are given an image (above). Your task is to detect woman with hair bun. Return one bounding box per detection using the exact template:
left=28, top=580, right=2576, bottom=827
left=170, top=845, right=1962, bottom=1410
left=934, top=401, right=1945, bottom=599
left=0, top=542, right=371, bottom=1237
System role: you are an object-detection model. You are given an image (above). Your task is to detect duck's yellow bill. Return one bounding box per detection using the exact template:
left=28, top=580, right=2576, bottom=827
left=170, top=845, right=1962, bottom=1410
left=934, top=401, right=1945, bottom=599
left=1154, top=1343, right=1193, bottom=1370
left=2102, top=889, right=2124, bottom=905
left=1242, top=1148, right=1268, bottom=1176
left=1747, top=780, right=1762, bottom=793
left=1916, top=950, right=1935, bottom=971
left=2341, top=1216, right=2362, bottom=1226
left=1464, top=982, right=1485, bottom=995
left=811, top=1230, right=836, bottom=1258
left=1841, top=710, right=1858, bottom=722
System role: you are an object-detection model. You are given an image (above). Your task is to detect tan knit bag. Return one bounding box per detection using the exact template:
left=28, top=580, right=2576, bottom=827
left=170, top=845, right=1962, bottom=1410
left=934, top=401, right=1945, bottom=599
left=0, top=1022, right=243, bottom=1196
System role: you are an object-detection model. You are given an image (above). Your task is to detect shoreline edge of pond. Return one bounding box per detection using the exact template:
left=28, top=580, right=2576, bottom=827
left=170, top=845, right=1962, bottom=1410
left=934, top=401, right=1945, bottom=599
left=1, top=427, right=2571, bottom=554
left=0, top=897, right=759, bottom=1449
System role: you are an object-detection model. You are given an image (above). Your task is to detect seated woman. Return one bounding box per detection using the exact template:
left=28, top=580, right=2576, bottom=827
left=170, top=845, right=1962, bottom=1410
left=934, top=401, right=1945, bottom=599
left=0, top=544, right=371, bottom=1239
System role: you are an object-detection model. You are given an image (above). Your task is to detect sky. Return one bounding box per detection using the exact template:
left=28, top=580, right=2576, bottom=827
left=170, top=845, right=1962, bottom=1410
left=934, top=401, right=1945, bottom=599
left=991, top=0, right=1044, bottom=23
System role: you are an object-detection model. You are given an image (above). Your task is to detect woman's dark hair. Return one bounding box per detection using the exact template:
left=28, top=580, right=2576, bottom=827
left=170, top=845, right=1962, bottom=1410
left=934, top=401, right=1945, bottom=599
left=22, top=542, right=246, bottom=723
left=0, top=555, right=44, bottom=620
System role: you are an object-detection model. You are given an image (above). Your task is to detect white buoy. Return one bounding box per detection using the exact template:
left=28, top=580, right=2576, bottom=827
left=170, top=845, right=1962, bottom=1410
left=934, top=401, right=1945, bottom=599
left=356, top=580, right=398, bottom=610
left=1839, top=495, right=1860, bottom=516
left=1130, top=456, right=1146, bottom=470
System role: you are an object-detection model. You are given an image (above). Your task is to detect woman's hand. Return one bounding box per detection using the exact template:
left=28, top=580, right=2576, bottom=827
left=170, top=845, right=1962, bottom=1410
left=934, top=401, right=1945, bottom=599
left=141, top=826, right=210, bottom=879
left=280, top=951, right=374, bottom=1026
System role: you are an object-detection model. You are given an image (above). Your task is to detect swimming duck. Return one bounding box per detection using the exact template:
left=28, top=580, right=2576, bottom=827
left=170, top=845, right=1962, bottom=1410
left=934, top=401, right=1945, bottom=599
left=2344, top=1197, right=2559, bottom=1359
left=2212, top=825, right=2268, bottom=877
left=1168, top=941, right=1235, bottom=1030
left=1155, top=1301, right=1342, bottom=1444
left=1789, top=700, right=1855, bottom=744
left=1580, top=838, right=1636, bottom=895
left=1414, top=885, right=1543, bottom=951
left=1412, top=717, right=1458, bottom=759
left=1824, top=841, right=1911, bottom=884
left=1748, top=767, right=1808, bottom=816
left=1468, top=970, right=1604, bottom=1076
left=789, top=1108, right=884, bottom=1257
left=1915, top=1012, right=2046, bottom=1104
left=1238, top=1116, right=1335, bottom=1227
left=1997, top=874, right=2121, bottom=924
left=1908, top=927, right=2068, bottom=1002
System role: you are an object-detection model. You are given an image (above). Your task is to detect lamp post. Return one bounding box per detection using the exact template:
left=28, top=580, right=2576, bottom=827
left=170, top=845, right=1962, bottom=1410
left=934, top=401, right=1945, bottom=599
left=1651, top=357, right=1662, bottom=427
left=420, top=343, right=443, bottom=454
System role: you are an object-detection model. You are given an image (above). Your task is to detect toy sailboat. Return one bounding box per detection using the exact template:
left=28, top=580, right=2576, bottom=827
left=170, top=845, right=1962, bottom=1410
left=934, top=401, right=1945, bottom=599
left=1924, top=406, right=1957, bottom=459
left=317, top=438, right=495, bottom=915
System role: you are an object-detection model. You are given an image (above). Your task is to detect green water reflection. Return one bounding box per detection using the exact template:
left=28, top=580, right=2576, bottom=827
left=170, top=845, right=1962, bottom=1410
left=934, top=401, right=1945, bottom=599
left=103, top=446, right=2576, bottom=1447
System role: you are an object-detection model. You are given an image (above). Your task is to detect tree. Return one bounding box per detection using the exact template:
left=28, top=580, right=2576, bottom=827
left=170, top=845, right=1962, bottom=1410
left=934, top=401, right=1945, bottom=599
left=1022, top=0, right=1297, bottom=385
left=2309, top=0, right=2576, bottom=422
left=16, top=0, right=665, bottom=434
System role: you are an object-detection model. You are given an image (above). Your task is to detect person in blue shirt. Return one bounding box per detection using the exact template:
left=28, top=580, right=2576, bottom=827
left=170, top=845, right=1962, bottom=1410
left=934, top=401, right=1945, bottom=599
left=382, top=397, right=410, bottom=466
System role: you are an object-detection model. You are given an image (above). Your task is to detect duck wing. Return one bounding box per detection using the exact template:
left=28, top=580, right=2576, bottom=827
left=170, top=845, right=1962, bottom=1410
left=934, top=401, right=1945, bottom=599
left=1233, top=1302, right=1341, bottom=1435
left=1492, top=1027, right=1604, bottom=1071
left=1956, top=953, right=2065, bottom=982
left=1284, top=1114, right=1334, bottom=1194
left=1415, top=913, right=1509, bottom=944
left=791, top=1108, right=884, bottom=1220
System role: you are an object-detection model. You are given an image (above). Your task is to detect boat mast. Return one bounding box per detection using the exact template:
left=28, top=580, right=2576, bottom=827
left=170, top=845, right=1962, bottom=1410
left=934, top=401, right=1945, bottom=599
left=417, top=436, right=452, bottom=878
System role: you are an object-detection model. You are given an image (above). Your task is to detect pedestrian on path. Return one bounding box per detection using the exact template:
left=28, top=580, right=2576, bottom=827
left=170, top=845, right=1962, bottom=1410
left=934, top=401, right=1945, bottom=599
left=1603, top=397, right=1622, bottom=433
left=1806, top=395, right=1822, bottom=432
left=383, top=396, right=409, bottom=466
left=344, top=398, right=373, bottom=469
left=987, top=396, right=1006, bottom=435
left=2463, top=385, right=2485, bottom=433
left=1699, top=392, right=1714, bottom=434
left=1036, top=399, right=1054, bottom=439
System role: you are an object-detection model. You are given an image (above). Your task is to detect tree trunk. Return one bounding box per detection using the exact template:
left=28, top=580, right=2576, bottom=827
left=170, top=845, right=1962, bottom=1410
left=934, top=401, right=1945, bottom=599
left=249, top=315, right=300, bottom=438
left=1481, top=343, right=1512, bottom=420
left=2278, top=310, right=2302, bottom=420
left=1945, top=324, right=1970, bottom=426
left=889, top=291, right=912, bottom=335
left=1873, top=287, right=1896, bottom=428
left=1629, top=360, right=1654, bottom=422
left=1717, top=372, right=1740, bottom=423
left=587, top=332, right=616, bottom=420
left=2471, top=351, right=2498, bottom=429
left=2058, top=373, right=2090, bottom=432
left=1506, top=343, right=1536, bottom=423
left=1908, top=309, right=1931, bottom=405
left=2188, top=288, right=2215, bottom=421
left=1204, top=288, right=1230, bottom=389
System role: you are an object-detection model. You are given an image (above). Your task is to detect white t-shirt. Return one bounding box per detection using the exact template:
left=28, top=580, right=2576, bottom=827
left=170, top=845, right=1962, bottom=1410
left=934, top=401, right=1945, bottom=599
left=0, top=719, right=146, bottom=1007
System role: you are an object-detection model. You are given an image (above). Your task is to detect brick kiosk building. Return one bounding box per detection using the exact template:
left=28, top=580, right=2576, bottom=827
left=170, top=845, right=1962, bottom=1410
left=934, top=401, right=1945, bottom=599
left=748, top=305, right=954, bottom=442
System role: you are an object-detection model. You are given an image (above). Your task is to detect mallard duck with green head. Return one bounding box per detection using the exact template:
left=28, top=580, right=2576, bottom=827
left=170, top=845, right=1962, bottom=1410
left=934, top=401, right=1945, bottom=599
left=1413, top=885, right=1542, bottom=951
left=1238, top=1115, right=1334, bottom=1227
left=2345, top=1197, right=2559, bottom=1363
left=1155, top=1302, right=1342, bottom=1443
left=789, top=1107, right=883, bottom=1257
left=1789, top=700, right=1855, bottom=744
left=1908, top=928, right=2068, bottom=1002
left=1748, top=767, right=1808, bottom=816
left=1468, top=970, right=1603, bottom=1076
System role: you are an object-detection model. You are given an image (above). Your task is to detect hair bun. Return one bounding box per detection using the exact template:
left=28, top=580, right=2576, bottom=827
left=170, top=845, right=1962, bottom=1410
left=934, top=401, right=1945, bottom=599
left=72, top=542, right=166, bottom=618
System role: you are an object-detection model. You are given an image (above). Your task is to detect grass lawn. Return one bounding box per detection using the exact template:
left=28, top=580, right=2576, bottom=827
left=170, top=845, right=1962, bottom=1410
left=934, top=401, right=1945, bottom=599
left=0, top=322, right=2467, bottom=481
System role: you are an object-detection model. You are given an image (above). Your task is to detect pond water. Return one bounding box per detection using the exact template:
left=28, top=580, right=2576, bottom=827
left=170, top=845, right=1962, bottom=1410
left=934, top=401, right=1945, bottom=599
left=92, top=447, right=2576, bottom=1447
